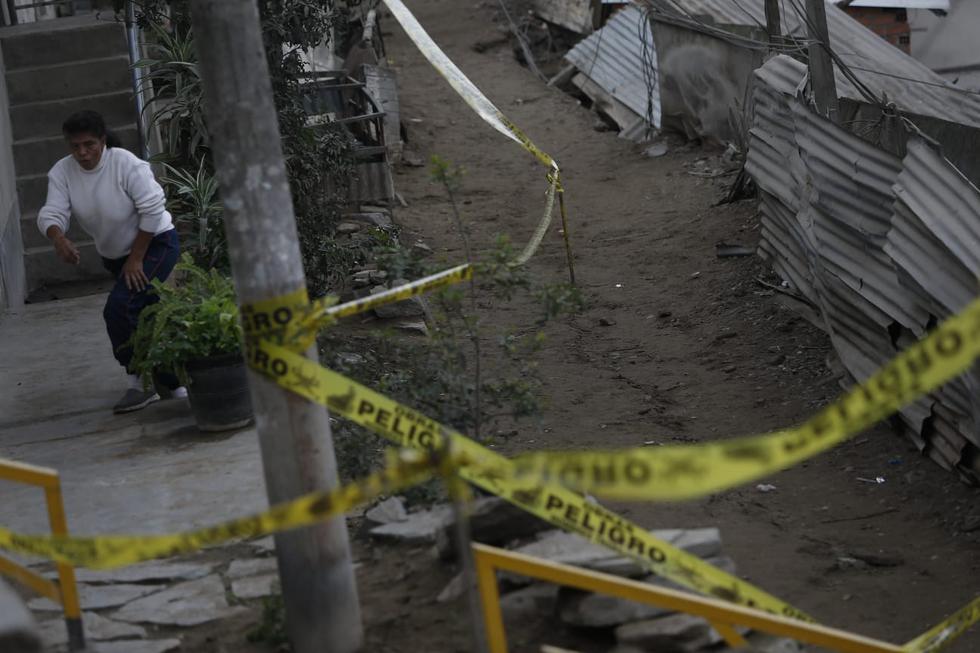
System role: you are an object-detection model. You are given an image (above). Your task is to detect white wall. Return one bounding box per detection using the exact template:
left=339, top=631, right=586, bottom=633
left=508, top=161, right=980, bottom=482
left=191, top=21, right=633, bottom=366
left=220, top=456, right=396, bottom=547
left=909, top=1, right=980, bottom=90
left=0, top=45, right=26, bottom=311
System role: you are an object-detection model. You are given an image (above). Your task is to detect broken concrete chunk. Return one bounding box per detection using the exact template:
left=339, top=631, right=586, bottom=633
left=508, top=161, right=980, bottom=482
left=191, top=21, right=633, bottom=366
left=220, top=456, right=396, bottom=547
left=557, top=588, right=670, bottom=628
left=112, top=575, right=246, bottom=627
left=346, top=212, right=394, bottom=229
left=394, top=319, right=429, bottom=336
left=56, top=562, right=213, bottom=585
left=336, top=222, right=362, bottom=235
left=372, top=280, right=427, bottom=319
left=227, top=558, right=278, bottom=580
left=436, top=573, right=466, bottom=603
left=369, top=505, right=452, bottom=543
left=365, top=496, right=408, bottom=527
left=436, top=497, right=551, bottom=559
left=29, top=583, right=159, bottom=612
left=411, top=241, right=433, bottom=258
left=249, top=536, right=275, bottom=554
left=500, top=584, right=559, bottom=619
left=231, top=574, right=279, bottom=600
left=0, top=578, right=40, bottom=653
left=614, top=613, right=721, bottom=651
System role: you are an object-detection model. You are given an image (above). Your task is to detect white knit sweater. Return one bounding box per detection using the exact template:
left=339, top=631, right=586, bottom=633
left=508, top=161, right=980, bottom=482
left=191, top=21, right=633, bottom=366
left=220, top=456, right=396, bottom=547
left=37, top=147, right=174, bottom=259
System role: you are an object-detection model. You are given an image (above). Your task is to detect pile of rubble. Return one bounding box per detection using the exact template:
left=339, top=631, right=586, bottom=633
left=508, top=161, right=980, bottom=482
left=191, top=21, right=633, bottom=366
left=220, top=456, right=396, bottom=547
left=366, top=495, right=806, bottom=653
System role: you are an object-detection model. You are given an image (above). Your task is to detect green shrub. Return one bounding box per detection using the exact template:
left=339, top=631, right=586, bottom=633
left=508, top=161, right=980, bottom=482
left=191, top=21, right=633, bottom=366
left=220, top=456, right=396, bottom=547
left=129, top=255, right=242, bottom=385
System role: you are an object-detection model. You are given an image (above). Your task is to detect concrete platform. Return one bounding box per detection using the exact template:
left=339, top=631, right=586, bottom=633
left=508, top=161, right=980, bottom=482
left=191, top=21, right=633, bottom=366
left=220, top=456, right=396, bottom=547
left=0, top=295, right=265, bottom=542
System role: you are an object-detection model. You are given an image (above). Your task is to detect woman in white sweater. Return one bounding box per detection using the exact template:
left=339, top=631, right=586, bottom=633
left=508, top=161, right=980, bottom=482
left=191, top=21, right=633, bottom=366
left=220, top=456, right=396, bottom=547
left=38, top=110, right=181, bottom=414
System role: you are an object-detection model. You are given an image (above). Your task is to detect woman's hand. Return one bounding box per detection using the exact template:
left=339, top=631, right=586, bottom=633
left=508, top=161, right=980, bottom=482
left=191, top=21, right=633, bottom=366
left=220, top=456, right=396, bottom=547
left=123, top=255, right=150, bottom=292
left=52, top=234, right=80, bottom=265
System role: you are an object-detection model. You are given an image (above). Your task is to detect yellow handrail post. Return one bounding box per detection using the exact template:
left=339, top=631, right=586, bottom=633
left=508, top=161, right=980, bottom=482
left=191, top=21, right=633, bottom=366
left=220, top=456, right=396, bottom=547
left=44, top=482, right=84, bottom=650
left=474, top=547, right=508, bottom=653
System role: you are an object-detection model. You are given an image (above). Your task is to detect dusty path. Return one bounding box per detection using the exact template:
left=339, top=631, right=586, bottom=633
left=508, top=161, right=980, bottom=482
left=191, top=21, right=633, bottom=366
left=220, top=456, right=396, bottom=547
left=382, top=1, right=980, bottom=649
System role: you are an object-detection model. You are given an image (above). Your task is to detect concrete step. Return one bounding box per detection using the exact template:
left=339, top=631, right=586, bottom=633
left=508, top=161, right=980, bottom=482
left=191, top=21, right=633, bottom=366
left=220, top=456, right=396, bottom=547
left=16, top=173, right=48, bottom=215
left=20, top=212, right=93, bottom=250
left=24, top=241, right=107, bottom=291
left=6, top=55, right=132, bottom=106
left=0, top=16, right=127, bottom=71
left=9, top=90, right=136, bottom=142
left=12, top=126, right=139, bottom=177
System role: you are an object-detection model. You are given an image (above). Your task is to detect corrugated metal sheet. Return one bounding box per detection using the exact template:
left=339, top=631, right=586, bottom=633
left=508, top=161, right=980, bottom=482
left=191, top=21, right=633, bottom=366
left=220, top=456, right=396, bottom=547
left=565, top=4, right=662, bottom=128
left=747, top=55, right=980, bottom=483
left=642, top=0, right=980, bottom=129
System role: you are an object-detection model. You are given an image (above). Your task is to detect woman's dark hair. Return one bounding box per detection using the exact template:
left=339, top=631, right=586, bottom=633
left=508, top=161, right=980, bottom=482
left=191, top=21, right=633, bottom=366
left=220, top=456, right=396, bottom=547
left=62, top=110, right=122, bottom=148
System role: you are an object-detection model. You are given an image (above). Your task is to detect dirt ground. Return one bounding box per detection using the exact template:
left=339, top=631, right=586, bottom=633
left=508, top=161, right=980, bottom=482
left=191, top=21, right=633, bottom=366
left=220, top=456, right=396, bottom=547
left=111, top=1, right=980, bottom=651
left=358, top=0, right=980, bottom=650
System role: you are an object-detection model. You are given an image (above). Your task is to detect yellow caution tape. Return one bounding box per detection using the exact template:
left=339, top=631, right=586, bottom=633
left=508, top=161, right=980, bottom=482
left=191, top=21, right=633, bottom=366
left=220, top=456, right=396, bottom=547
left=0, top=451, right=442, bottom=569
left=383, top=0, right=563, bottom=263
left=246, top=334, right=813, bottom=621
left=492, top=297, right=980, bottom=501
left=242, top=264, right=473, bottom=351
left=904, top=596, right=980, bottom=653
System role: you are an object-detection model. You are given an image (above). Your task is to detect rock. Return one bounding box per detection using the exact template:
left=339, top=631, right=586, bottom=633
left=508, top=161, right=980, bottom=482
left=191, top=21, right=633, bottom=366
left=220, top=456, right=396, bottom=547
left=717, top=633, right=805, bottom=653
left=365, top=497, right=408, bottom=527
left=402, top=150, right=426, bottom=167
left=227, top=558, right=278, bottom=580
left=0, top=578, right=39, bottom=653
left=360, top=205, right=392, bottom=216
left=436, top=573, right=466, bottom=603
left=29, top=583, right=159, bottom=612
left=394, top=320, right=429, bottom=336
left=369, top=505, right=452, bottom=543
left=352, top=271, right=373, bottom=288
left=847, top=551, right=903, bottom=568
left=93, top=639, right=181, bottom=653
left=231, top=574, right=279, bottom=600
left=346, top=212, right=394, bottom=229
left=372, top=281, right=426, bottom=319
left=52, top=562, right=213, bottom=585
left=509, top=528, right=723, bottom=581
left=643, top=142, right=669, bottom=158
left=500, top=584, right=559, bottom=619
left=369, top=270, right=389, bottom=284
left=598, top=318, right=616, bottom=327
left=39, top=612, right=146, bottom=647
left=249, top=536, right=275, bottom=554
left=558, top=588, right=669, bottom=628
left=959, top=514, right=980, bottom=533
left=336, top=222, right=362, bottom=235
left=435, top=497, right=551, bottom=559
left=411, top=241, right=433, bottom=258
left=112, top=575, right=246, bottom=627
left=614, top=613, right=721, bottom=651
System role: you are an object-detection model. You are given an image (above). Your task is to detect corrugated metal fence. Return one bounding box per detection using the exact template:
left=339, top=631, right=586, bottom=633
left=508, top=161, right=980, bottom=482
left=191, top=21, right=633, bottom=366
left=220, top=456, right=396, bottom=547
left=747, top=55, right=980, bottom=483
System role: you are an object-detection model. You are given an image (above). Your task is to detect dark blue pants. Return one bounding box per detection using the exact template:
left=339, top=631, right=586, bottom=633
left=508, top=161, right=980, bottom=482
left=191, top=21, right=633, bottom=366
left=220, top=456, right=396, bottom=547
left=101, top=229, right=180, bottom=376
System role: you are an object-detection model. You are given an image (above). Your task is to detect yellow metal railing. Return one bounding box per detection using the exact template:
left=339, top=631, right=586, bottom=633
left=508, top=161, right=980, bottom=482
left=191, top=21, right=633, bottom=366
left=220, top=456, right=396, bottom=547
left=472, top=543, right=903, bottom=653
left=0, top=458, right=84, bottom=650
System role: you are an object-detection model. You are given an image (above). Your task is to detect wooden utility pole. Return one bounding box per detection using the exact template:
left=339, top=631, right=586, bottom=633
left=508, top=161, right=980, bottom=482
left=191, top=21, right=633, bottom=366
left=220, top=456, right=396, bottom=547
left=805, top=0, right=840, bottom=121
left=187, top=1, right=363, bottom=652
left=764, top=0, right=782, bottom=51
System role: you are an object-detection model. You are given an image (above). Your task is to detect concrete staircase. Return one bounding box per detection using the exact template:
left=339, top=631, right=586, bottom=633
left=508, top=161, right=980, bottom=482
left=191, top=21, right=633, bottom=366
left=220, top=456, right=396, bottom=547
left=0, top=14, right=138, bottom=292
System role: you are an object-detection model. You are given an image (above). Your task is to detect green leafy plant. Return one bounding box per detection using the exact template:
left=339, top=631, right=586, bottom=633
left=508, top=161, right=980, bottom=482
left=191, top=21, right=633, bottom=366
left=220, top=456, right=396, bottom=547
left=161, top=160, right=227, bottom=270
left=129, top=255, right=242, bottom=385
left=246, top=591, right=288, bottom=647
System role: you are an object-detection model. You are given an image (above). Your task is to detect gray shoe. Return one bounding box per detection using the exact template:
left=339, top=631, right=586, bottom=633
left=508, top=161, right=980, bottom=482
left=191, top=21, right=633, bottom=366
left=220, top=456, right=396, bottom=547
left=113, top=388, right=161, bottom=414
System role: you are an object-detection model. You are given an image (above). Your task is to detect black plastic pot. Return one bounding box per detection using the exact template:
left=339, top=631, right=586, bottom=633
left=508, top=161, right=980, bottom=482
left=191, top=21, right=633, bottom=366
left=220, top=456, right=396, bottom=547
left=185, top=352, right=254, bottom=432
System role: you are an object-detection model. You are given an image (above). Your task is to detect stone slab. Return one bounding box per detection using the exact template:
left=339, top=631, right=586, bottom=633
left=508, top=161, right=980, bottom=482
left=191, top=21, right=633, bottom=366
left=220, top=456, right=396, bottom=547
left=369, top=505, right=452, bottom=543
left=365, top=496, right=408, bottom=527
left=47, top=562, right=213, bottom=585
left=227, top=558, right=278, bottom=580
left=93, top=638, right=181, bottom=653
left=38, top=612, right=146, bottom=648
left=231, top=575, right=279, bottom=600
left=29, top=583, right=159, bottom=612
left=112, top=575, right=245, bottom=627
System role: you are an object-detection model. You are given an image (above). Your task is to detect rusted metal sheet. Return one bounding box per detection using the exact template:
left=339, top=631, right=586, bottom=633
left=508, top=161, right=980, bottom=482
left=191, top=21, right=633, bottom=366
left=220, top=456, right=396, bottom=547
left=641, top=0, right=980, bottom=130
left=564, top=4, right=662, bottom=131
left=746, top=55, right=980, bottom=483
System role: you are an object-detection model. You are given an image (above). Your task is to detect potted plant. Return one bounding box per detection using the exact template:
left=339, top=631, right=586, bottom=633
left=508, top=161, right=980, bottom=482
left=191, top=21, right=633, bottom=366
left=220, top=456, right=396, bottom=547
left=130, top=255, right=253, bottom=432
